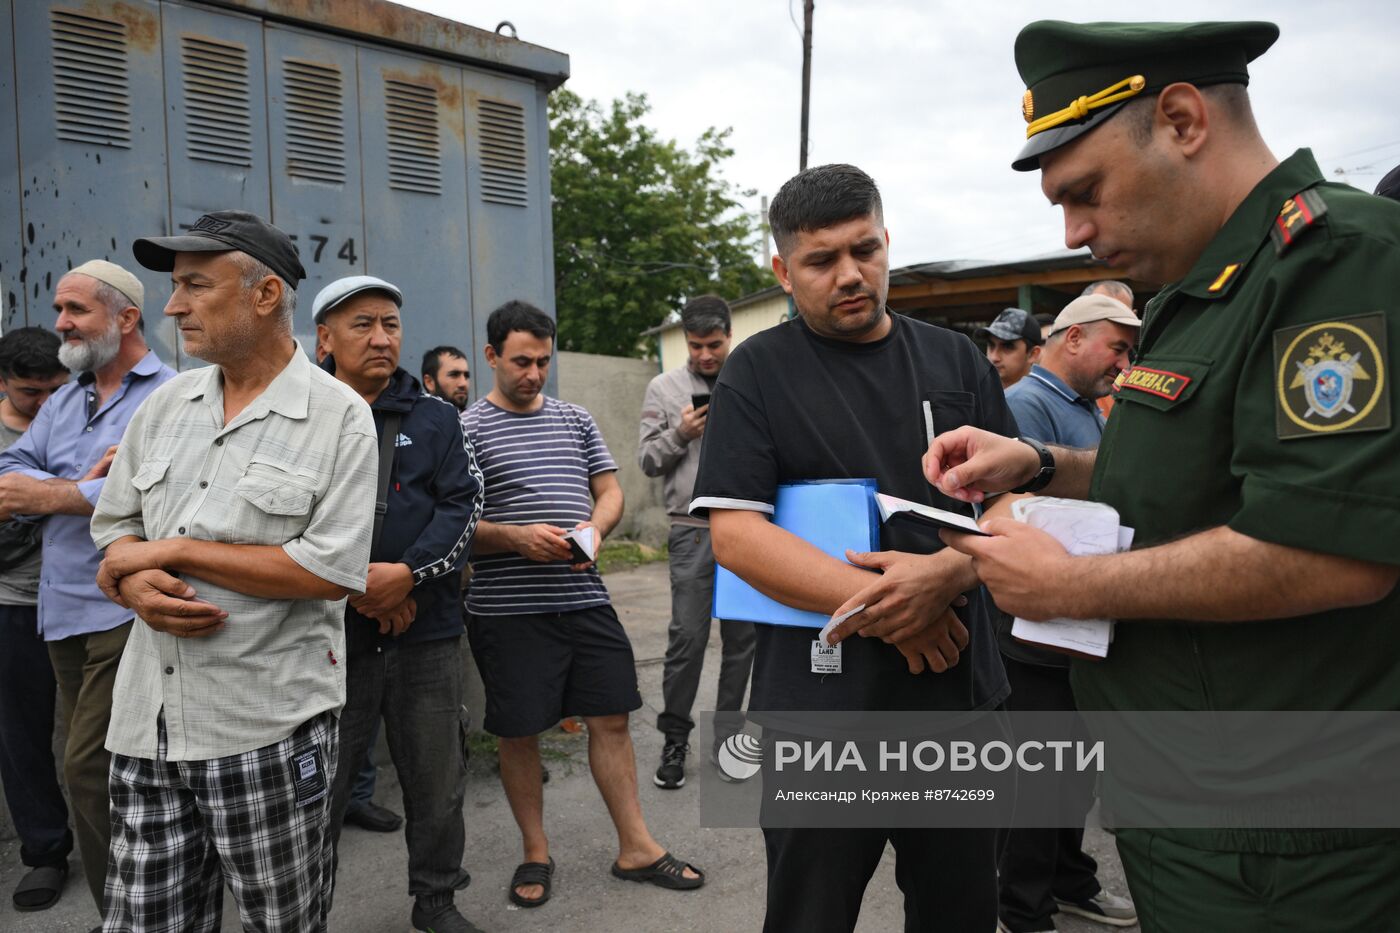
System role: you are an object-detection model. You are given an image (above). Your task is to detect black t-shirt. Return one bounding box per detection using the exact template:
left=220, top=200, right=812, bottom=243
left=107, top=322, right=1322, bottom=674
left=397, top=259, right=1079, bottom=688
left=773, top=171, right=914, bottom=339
left=692, top=312, right=1015, bottom=714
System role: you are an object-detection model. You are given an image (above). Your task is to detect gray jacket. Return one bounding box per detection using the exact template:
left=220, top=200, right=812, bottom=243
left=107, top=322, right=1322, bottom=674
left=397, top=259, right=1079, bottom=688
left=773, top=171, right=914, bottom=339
left=638, top=365, right=714, bottom=526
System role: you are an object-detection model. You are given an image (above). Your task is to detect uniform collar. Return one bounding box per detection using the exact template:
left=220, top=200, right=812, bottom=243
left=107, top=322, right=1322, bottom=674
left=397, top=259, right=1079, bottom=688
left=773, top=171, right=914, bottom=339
left=1176, top=149, right=1324, bottom=301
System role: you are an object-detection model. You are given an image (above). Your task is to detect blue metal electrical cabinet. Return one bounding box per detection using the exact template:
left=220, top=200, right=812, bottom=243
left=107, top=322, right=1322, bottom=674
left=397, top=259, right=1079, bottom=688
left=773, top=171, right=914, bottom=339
left=0, top=0, right=569, bottom=392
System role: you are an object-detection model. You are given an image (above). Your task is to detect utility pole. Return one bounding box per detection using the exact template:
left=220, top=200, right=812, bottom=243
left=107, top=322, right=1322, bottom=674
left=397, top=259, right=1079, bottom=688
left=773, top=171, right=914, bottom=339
left=799, top=0, right=813, bottom=170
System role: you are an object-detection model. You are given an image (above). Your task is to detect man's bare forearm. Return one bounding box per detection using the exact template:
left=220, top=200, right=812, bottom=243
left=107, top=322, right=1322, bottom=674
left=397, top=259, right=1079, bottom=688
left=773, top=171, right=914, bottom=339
left=1040, top=447, right=1097, bottom=500
left=162, top=539, right=350, bottom=600
left=590, top=485, right=623, bottom=539
left=471, top=520, right=519, bottom=556
left=1066, top=525, right=1399, bottom=622
left=710, top=509, right=876, bottom=615
left=42, top=479, right=95, bottom=515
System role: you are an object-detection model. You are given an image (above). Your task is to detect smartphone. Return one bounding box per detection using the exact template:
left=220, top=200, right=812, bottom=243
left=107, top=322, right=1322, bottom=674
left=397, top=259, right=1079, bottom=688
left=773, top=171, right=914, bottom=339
left=691, top=393, right=712, bottom=410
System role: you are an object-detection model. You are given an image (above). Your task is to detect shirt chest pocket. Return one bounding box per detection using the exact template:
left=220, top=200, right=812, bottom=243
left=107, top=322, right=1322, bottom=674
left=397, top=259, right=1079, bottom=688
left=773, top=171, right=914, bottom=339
left=923, top=390, right=977, bottom=437
left=130, top=458, right=173, bottom=530
left=230, top=458, right=318, bottom=543
left=1112, top=357, right=1212, bottom=412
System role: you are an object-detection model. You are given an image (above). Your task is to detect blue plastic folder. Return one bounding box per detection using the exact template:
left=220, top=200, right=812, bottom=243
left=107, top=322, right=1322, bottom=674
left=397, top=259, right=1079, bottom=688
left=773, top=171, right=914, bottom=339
left=713, top=479, right=879, bottom=629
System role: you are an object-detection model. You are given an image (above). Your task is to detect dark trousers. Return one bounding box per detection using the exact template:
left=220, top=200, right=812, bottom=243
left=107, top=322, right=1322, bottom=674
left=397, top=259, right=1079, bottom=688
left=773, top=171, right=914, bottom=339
left=48, top=620, right=130, bottom=909
left=0, top=602, right=72, bottom=868
left=997, top=656, right=1100, bottom=932
left=349, top=721, right=381, bottom=805
left=1116, top=829, right=1400, bottom=933
left=657, top=525, right=755, bottom=745
left=329, top=634, right=470, bottom=902
left=762, top=827, right=998, bottom=932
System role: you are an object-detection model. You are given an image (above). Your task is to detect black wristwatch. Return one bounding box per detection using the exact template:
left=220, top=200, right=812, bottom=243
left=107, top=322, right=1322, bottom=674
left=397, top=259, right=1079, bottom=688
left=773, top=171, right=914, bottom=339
left=1010, top=436, right=1055, bottom=493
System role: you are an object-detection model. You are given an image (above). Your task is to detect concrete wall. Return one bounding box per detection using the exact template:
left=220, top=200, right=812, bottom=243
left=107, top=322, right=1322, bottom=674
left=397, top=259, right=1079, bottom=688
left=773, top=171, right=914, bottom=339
left=556, top=350, right=668, bottom=548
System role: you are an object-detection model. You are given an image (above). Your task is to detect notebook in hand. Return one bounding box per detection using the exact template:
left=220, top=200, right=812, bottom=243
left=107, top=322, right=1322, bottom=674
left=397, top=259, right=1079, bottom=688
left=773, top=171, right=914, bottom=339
left=875, top=492, right=989, bottom=546
left=562, top=527, right=597, bottom=563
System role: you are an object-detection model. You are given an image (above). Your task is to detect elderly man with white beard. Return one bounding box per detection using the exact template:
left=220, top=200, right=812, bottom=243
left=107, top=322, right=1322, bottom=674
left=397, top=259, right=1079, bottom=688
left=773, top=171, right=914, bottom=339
left=0, top=259, right=174, bottom=924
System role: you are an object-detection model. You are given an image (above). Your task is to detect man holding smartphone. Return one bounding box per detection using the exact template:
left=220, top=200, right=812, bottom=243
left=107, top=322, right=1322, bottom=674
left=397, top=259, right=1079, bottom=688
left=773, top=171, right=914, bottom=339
left=638, top=295, right=755, bottom=789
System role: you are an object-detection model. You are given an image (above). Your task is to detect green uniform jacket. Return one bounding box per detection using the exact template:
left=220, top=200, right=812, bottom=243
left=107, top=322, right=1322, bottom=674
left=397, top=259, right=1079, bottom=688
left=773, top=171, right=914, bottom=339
left=1074, top=149, right=1400, bottom=854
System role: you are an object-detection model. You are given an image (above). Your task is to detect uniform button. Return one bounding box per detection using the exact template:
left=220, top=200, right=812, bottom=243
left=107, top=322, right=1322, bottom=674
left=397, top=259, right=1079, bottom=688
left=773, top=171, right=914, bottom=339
left=164, top=666, right=173, bottom=675
left=85, top=426, right=93, bottom=432
left=177, top=526, right=186, bottom=535
left=199, top=481, right=208, bottom=489
left=214, top=438, right=223, bottom=446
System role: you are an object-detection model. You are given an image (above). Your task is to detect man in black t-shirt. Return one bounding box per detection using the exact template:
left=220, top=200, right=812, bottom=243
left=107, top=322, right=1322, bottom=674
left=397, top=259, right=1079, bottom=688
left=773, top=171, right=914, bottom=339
left=691, top=164, right=1016, bottom=932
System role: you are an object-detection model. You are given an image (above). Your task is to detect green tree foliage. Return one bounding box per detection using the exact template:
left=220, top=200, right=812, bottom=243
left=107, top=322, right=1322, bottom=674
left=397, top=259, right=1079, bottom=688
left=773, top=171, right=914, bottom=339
left=549, top=89, right=771, bottom=357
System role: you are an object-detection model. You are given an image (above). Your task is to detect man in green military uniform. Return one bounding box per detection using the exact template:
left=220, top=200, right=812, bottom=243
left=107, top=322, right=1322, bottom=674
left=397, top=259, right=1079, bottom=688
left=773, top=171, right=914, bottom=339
left=918, top=20, right=1400, bottom=932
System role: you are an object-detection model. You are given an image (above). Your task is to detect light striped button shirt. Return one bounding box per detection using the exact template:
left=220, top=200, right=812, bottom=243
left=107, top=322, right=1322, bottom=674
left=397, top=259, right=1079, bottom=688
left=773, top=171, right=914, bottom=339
left=91, top=347, right=378, bottom=761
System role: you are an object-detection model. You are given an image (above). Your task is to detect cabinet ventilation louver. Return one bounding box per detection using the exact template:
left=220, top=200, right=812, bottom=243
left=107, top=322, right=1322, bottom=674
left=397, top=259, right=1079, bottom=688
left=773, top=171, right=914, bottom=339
left=478, top=99, right=528, bottom=207
left=385, top=79, right=441, bottom=195
left=181, top=36, right=253, bottom=168
left=51, top=9, right=132, bottom=148
left=284, top=60, right=346, bottom=185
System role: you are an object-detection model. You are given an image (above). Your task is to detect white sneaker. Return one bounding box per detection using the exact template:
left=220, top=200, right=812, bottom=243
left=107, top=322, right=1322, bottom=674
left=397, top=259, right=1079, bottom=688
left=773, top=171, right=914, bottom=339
left=1055, top=890, right=1137, bottom=927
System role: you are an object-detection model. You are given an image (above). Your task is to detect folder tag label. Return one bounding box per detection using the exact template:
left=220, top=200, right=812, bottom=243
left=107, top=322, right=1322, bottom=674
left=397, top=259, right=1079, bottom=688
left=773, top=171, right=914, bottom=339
left=811, top=639, right=842, bottom=675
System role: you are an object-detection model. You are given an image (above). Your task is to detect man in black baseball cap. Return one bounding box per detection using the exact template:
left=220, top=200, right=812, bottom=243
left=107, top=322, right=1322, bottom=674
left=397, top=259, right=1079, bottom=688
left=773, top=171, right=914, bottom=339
left=976, top=307, right=1043, bottom=390
left=100, top=211, right=378, bottom=930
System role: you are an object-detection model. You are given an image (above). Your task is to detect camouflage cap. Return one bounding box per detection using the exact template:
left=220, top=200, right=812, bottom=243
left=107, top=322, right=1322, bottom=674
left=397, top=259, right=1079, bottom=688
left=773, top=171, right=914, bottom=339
left=1012, top=20, right=1279, bottom=172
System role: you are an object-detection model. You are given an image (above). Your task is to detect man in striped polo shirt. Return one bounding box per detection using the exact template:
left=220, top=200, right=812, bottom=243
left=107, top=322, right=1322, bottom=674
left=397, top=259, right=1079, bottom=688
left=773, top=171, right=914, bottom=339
left=463, top=301, right=704, bottom=909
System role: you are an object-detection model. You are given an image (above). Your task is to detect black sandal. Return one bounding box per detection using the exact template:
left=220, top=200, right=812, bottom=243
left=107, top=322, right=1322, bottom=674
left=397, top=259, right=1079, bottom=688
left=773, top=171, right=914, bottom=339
left=13, top=862, right=67, bottom=912
left=610, top=851, right=705, bottom=890
left=508, top=856, right=554, bottom=908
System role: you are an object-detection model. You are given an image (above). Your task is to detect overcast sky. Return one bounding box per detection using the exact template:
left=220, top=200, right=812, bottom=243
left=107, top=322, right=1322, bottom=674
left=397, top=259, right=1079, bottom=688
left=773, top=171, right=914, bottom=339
left=402, top=0, right=1400, bottom=272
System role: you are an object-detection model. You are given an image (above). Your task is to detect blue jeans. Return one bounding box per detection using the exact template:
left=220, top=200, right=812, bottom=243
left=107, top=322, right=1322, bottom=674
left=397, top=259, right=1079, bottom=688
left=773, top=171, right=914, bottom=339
left=0, top=602, right=72, bottom=868
left=329, top=634, right=471, bottom=900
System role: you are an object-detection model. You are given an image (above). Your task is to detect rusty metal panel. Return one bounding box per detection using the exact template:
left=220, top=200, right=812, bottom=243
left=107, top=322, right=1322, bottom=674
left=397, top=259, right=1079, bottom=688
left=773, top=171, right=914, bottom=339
left=356, top=46, right=472, bottom=382
left=463, top=68, right=553, bottom=394
left=1, top=0, right=23, bottom=331
left=159, top=3, right=270, bottom=228
left=12, top=0, right=175, bottom=360
left=197, top=0, right=569, bottom=91
left=265, top=22, right=365, bottom=353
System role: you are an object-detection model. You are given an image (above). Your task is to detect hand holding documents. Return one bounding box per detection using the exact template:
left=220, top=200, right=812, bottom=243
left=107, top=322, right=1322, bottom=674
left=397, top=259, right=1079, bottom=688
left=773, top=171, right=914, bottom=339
left=1007, top=497, right=1134, bottom=660
left=562, top=526, right=597, bottom=563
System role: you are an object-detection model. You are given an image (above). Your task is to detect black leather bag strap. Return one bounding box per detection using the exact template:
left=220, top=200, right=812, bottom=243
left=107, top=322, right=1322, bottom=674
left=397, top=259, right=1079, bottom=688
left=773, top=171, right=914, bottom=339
left=372, top=412, right=402, bottom=553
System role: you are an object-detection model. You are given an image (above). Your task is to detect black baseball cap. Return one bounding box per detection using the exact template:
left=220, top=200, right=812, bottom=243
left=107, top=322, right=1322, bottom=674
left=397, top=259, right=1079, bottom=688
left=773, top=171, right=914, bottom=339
left=976, top=307, right=1043, bottom=346
left=133, top=210, right=307, bottom=288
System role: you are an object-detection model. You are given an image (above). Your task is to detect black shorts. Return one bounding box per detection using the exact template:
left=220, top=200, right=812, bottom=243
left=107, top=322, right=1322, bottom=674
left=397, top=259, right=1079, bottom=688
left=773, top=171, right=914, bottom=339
left=467, top=603, right=643, bottom=738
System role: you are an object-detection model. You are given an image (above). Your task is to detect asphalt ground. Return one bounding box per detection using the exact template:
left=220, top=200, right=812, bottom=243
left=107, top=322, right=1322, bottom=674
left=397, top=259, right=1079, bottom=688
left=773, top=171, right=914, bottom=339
left=0, top=560, right=1137, bottom=932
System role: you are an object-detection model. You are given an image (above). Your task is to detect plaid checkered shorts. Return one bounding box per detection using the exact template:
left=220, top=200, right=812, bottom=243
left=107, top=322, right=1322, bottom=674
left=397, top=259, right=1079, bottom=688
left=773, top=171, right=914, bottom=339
left=102, top=711, right=338, bottom=932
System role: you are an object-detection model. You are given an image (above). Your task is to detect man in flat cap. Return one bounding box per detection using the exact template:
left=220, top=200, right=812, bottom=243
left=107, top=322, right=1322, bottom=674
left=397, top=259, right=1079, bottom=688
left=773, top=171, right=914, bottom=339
left=314, top=275, right=486, bottom=933
left=90, top=211, right=378, bottom=931
left=924, top=20, right=1400, bottom=931
left=0, top=259, right=174, bottom=919
left=977, top=307, right=1043, bottom=390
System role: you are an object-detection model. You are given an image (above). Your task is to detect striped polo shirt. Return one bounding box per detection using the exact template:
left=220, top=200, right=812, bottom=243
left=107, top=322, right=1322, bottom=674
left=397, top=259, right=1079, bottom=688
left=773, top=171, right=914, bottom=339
left=462, top=396, right=617, bottom=615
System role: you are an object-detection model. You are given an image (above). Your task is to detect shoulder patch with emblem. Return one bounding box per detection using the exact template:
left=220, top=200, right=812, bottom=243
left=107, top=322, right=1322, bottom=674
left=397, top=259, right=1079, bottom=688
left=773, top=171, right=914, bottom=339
left=1269, top=189, right=1328, bottom=255
left=1274, top=312, right=1389, bottom=440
